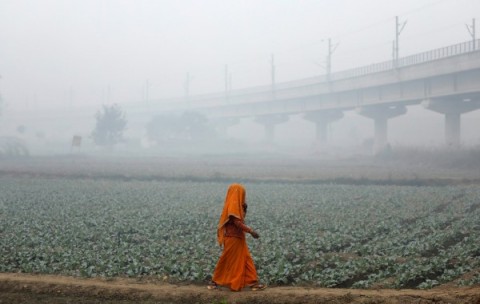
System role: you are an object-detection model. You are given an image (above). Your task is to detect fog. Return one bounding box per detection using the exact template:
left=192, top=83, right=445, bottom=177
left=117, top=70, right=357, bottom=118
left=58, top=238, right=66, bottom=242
left=1, top=0, right=480, bottom=157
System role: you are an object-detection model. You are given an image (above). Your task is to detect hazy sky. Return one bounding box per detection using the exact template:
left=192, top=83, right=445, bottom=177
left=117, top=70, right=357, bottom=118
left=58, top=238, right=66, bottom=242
left=1, top=0, right=479, bottom=110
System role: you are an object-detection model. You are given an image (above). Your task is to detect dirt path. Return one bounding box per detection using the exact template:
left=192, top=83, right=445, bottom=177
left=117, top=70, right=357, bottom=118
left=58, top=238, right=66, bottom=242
left=1, top=273, right=480, bottom=304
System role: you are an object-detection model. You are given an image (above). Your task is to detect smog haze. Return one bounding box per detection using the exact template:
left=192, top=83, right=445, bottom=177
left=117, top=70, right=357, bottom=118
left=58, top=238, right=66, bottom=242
left=1, top=0, right=479, bottom=156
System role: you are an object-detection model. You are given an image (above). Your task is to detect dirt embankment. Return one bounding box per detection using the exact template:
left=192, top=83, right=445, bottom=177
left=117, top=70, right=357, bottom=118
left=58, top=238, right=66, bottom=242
left=1, top=273, right=480, bottom=304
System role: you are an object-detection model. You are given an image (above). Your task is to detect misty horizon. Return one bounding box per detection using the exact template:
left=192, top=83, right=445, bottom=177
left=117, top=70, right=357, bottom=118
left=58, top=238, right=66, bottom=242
left=1, top=0, right=480, bottom=156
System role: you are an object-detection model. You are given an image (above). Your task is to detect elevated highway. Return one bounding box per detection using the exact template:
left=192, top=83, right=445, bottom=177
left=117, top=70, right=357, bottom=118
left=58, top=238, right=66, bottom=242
left=180, top=40, right=480, bottom=151
left=3, top=40, right=480, bottom=153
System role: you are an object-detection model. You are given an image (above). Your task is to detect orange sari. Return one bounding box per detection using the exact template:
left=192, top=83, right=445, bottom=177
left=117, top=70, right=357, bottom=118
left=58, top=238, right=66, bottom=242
left=212, top=184, right=258, bottom=291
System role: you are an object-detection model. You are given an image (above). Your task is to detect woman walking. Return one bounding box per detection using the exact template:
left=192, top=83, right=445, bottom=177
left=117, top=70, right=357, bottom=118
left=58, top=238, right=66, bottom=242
left=208, top=183, right=266, bottom=291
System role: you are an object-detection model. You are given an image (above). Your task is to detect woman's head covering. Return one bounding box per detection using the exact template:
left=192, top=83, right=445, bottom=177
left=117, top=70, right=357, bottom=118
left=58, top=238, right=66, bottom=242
left=217, top=183, right=246, bottom=246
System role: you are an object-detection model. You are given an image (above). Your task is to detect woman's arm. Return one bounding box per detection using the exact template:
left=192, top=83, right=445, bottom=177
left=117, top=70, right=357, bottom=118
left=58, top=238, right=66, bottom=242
left=231, top=217, right=259, bottom=238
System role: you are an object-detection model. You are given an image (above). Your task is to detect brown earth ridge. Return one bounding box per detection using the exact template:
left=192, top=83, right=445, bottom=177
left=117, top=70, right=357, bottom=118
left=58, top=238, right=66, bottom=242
left=1, top=273, right=480, bottom=304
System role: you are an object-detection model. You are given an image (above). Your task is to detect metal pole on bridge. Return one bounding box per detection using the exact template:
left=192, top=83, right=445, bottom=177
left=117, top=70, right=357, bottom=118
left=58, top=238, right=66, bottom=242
left=271, top=53, right=276, bottom=99
left=145, top=79, right=151, bottom=105
left=326, top=38, right=338, bottom=81
left=327, top=39, right=331, bottom=79
left=466, top=18, right=476, bottom=50
left=224, top=65, right=231, bottom=103
left=225, top=65, right=228, bottom=103
left=395, top=16, right=407, bottom=68
left=184, top=72, right=193, bottom=106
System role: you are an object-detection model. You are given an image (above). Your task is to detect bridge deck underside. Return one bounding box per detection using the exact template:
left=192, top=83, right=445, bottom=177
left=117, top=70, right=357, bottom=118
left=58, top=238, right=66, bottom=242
left=204, top=65, right=480, bottom=118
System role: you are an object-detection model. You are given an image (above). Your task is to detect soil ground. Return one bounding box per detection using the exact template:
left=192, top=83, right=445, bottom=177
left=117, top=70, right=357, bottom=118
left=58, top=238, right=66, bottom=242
left=1, top=273, right=480, bottom=304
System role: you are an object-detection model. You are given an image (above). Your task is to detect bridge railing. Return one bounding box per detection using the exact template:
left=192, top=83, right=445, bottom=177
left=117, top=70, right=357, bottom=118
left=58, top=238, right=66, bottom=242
left=331, top=39, right=480, bottom=81
left=398, top=39, right=479, bottom=67
left=221, top=39, right=480, bottom=101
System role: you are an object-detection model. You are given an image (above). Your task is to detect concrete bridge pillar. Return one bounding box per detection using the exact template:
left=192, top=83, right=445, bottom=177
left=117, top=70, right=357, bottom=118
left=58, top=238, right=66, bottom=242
left=356, top=105, right=407, bottom=153
left=303, top=110, right=344, bottom=144
left=254, top=114, right=289, bottom=143
left=422, top=98, right=480, bottom=147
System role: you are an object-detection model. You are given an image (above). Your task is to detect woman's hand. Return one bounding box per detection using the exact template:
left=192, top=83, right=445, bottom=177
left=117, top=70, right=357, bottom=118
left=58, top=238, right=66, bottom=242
left=250, top=230, right=260, bottom=239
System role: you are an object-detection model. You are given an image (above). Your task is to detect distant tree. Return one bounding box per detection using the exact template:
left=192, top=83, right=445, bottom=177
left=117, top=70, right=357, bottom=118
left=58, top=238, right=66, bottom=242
left=0, top=137, right=29, bottom=157
left=180, top=111, right=212, bottom=140
left=91, top=104, right=127, bottom=147
left=146, top=114, right=181, bottom=142
left=146, top=111, right=214, bottom=143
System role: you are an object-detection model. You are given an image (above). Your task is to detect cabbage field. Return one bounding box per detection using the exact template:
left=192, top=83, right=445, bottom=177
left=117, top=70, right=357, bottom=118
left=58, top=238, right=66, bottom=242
left=1, top=173, right=480, bottom=289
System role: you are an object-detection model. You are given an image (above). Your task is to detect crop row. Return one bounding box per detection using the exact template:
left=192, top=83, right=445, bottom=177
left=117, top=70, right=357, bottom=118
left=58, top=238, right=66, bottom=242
left=1, top=176, right=479, bottom=288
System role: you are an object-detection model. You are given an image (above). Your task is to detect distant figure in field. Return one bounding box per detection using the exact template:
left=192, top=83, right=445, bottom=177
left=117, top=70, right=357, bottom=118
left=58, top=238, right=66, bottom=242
left=208, top=183, right=266, bottom=291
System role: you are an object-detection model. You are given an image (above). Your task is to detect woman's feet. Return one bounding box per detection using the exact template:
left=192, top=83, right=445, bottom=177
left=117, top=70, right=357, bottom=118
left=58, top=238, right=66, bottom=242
left=208, top=281, right=267, bottom=291
left=251, top=283, right=267, bottom=291
left=207, top=281, right=218, bottom=290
